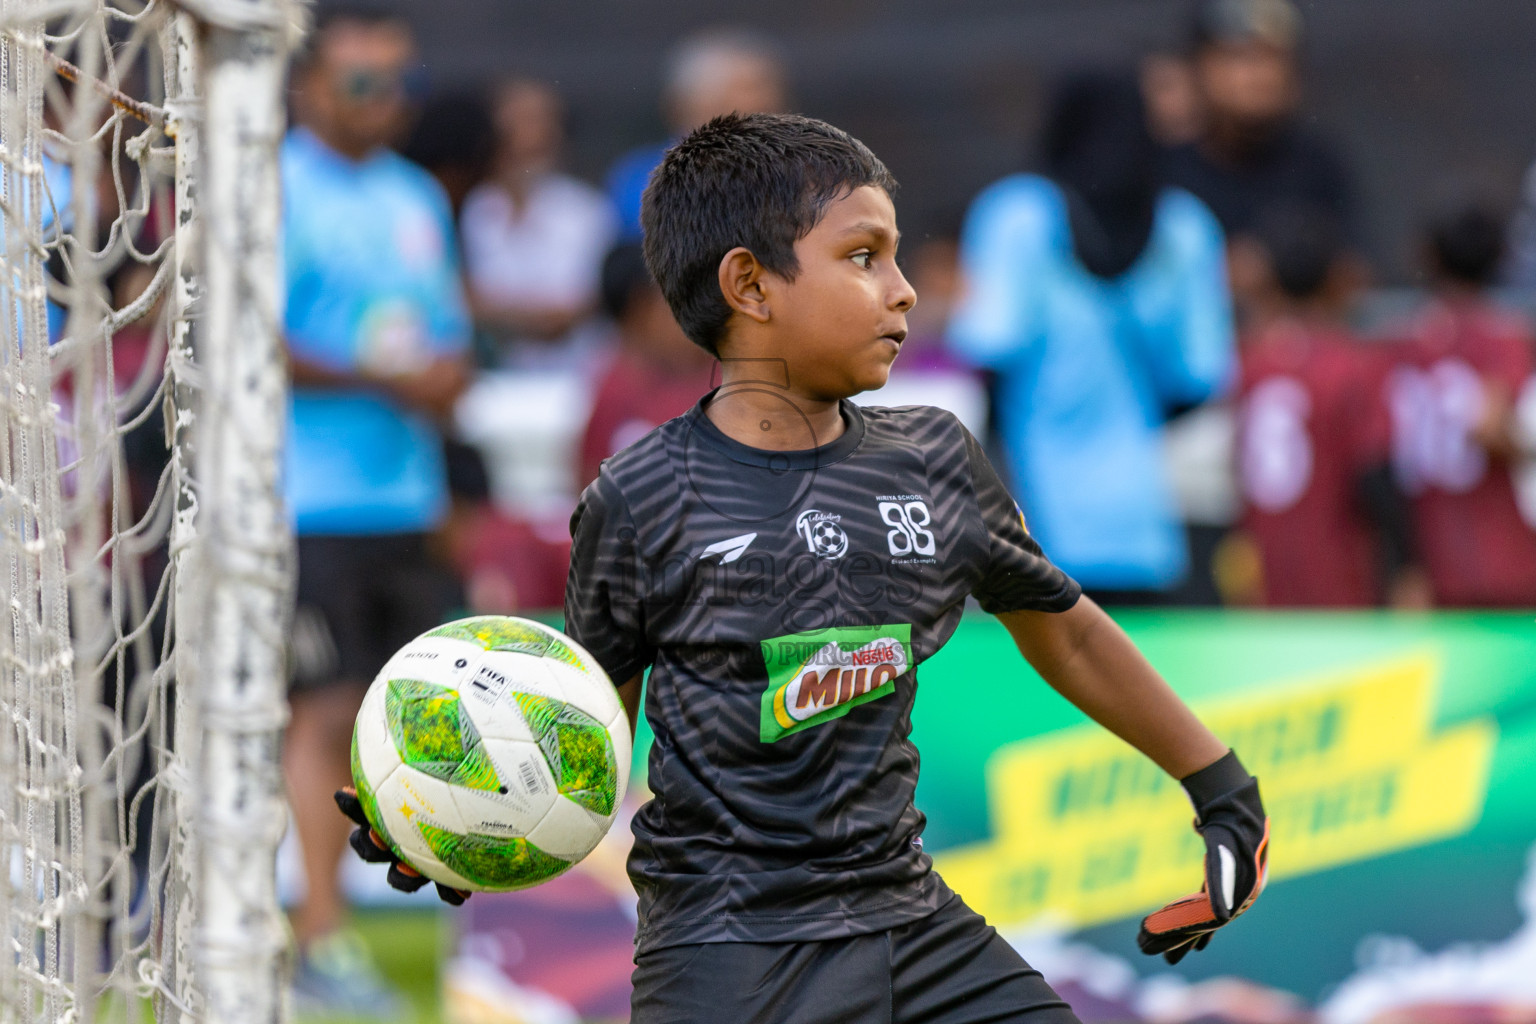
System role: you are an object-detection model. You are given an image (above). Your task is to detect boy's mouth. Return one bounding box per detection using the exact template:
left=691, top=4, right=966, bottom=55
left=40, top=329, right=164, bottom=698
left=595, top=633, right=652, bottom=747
left=879, top=329, right=908, bottom=346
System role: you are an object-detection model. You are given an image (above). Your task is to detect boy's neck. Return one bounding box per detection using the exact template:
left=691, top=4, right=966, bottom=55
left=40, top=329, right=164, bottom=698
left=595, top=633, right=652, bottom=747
left=704, top=377, right=847, bottom=452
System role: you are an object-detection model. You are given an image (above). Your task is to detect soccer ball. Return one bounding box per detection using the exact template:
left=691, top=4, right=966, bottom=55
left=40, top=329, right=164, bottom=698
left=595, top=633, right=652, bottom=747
left=349, top=616, right=631, bottom=892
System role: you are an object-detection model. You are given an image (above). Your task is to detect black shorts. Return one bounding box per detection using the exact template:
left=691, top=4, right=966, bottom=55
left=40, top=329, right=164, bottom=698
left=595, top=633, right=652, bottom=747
left=630, top=894, right=1080, bottom=1024
left=289, top=533, right=463, bottom=693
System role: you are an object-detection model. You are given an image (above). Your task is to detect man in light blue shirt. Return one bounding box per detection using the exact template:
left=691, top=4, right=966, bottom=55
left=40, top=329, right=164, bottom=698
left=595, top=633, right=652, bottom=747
left=280, top=8, right=470, bottom=1015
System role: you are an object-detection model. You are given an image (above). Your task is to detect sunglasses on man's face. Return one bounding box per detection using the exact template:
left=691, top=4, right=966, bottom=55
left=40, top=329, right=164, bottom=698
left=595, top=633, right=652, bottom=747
left=337, top=66, right=426, bottom=104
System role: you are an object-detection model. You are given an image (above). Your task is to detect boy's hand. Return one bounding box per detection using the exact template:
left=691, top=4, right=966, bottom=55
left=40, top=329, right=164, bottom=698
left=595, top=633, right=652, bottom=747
left=1138, top=751, right=1268, bottom=965
left=334, top=787, right=470, bottom=906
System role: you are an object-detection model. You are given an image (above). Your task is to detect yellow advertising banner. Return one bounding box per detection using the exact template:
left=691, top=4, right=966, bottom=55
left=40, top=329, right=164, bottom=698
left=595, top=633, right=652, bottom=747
left=933, top=653, right=1497, bottom=930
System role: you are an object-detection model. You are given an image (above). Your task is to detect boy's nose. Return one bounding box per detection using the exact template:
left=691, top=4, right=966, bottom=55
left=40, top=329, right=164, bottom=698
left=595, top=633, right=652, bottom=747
left=890, top=267, right=917, bottom=312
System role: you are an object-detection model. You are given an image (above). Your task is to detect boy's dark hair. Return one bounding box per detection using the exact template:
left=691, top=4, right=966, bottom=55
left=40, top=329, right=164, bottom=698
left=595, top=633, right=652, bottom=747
left=640, top=112, right=897, bottom=356
left=1425, top=196, right=1507, bottom=286
left=1251, top=202, right=1345, bottom=300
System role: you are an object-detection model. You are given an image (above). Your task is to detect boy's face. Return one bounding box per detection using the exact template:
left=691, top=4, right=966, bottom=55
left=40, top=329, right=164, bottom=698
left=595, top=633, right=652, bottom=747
left=766, top=185, right=916, bottom=399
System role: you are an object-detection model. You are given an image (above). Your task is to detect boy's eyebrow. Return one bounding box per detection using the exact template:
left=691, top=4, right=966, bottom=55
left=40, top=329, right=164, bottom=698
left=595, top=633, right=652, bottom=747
left=839, top=221, right=901, bottom=245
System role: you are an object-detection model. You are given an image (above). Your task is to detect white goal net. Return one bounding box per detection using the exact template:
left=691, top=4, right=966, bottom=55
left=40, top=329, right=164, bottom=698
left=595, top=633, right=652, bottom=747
left=0, top=1, right=296, bottom=1022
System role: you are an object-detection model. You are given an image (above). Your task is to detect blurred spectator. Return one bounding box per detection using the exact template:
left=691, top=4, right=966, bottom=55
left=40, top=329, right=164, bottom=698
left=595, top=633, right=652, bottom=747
left=462, top=78, right=617, bottom=371
left=1141, top=50, right=1203, bottom=148
left=444, top=244, right=713, bottom=616
left=449, top=512, right=574, bottom=614
left=440, top=423, right=573, bottom=615
left=400, top=88, right=495, bottom=221
left=1163, top=0, right=1353, bottom=244
left=894, top=227, right=967, bottom=374
left=1383, top=194, right=1536, bottom=606
left=947, top=71, right=1234, bottom=603
left=578, top=242, right=715, bottom=487
left=606, top=27, right=787, bottom=240
left=1227, top=204, right=1411, bottom=607
left=280, top=6, right=470, bottom=1015
left=1503, top=159, right=1536, bottom=289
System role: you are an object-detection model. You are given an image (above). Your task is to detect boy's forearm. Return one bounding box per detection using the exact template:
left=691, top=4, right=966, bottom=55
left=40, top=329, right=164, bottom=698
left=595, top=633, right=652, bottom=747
left=996, top=599, right=1227, bottom=779
left=616, top=671, right=644, bottom=741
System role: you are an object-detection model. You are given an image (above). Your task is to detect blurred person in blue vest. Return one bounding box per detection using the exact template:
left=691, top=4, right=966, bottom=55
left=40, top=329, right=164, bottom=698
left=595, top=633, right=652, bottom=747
left=948, top=71, right=1235, bottom=604
left=606, top=27, right=788, bottom=241
left=280, top=5, right=470, bottom=1016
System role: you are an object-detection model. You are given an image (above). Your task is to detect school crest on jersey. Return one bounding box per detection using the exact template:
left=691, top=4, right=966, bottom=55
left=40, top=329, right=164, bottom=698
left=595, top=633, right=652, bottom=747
left=876, top=495, right=938, bottom=564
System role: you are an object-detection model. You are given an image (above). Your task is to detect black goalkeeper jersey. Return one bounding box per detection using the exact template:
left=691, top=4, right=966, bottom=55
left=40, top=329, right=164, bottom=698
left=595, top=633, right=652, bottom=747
left=564, top=391, right=1081, bottom=954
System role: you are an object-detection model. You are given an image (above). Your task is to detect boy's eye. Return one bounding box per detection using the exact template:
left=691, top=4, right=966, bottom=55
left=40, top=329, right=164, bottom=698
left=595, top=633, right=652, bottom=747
left=851, top=252, right=873, bottom=269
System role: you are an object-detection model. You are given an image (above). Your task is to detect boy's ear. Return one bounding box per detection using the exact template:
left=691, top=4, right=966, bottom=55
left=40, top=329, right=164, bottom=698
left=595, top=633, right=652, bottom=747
left=718, top=247, right=772, bottom=325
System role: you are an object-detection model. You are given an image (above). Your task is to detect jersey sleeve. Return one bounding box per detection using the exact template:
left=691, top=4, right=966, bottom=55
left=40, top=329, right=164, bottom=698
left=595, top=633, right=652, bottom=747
left=564, top=472, right=653, bottom=684
left=961, top=424, right=1082, bottom=614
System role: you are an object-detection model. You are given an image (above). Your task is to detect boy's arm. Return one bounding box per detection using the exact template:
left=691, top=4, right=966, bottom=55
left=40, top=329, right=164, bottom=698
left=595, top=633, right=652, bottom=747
left=615, top=672, right=643, bottom=741
left=995, top=598, right=1226, bottom=777
left=956, top=412, right=1264, bottom=962
left=997, top=597, right=1269, bottom=965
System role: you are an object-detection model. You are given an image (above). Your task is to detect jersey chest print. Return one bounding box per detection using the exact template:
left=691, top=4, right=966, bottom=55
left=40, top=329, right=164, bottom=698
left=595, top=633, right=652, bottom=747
left=758, top=623, right=913, bottom=742
left=563, top=399, right=1082, bottom=950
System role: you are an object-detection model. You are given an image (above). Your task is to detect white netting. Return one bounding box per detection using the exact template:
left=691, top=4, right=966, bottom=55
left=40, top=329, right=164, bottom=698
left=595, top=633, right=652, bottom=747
left=0, top=2, right=294, bottom=1021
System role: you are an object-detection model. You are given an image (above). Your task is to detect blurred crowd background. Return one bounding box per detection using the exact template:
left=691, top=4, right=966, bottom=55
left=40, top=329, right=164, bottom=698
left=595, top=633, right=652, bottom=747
left=283, top=0, right=1536, bottom=617
left=261, top=0, right=1536, bottom=1015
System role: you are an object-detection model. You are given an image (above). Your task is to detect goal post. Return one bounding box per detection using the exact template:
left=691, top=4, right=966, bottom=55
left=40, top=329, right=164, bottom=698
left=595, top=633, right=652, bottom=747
left=0, top=1, right=298, bottom=1022
left=181, top=5, right=294, bottom=1022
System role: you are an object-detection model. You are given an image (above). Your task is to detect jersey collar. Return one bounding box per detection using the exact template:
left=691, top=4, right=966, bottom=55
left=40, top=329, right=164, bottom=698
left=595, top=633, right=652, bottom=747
left=685, top=388, right=866, bottom=471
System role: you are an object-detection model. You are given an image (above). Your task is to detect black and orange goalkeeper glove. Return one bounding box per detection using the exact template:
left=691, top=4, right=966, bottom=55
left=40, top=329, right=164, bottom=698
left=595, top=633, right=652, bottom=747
left=1137, top=751, right=1269, bottom=965
left=334, top=787, right=470, bottom=906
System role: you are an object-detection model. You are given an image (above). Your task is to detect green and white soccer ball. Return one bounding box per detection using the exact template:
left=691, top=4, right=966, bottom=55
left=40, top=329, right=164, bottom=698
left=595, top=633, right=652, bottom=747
left=350, top=616, right=631, bottom=892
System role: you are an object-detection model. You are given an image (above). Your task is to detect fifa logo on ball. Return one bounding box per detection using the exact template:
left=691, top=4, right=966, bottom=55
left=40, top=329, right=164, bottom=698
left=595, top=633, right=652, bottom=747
left=795, top=508, right=849, bottom=560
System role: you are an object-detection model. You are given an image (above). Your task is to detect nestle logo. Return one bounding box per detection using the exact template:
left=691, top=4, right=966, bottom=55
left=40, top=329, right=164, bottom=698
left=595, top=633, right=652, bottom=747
left=851, top=643, right=898, bottom=666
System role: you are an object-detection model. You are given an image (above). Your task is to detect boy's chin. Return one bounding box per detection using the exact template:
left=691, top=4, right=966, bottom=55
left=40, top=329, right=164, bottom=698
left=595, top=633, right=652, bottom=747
left=802, top=361, right=894, bottom=401
left=853, top=362, right=895, bottom=395
left=830, top=374, right=889, bottom=400
left=839, top=353, right=897, bottom=395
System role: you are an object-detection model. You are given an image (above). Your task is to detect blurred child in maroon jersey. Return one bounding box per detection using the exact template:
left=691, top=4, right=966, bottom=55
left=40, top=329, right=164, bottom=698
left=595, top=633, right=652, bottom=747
left=1230, top=204, right=1414, bottom=606
left=577, top=242, right=716, bottom=488
left=1384, top=196, right=1536, bottom=607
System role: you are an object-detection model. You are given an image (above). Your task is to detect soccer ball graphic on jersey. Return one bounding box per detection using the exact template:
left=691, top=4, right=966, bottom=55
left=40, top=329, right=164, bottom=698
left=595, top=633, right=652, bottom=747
left=796, top=509, right=849, bottom=560
left=349, top=616, right=631, bottom=892
left=812, top=522, right=846, bottom=557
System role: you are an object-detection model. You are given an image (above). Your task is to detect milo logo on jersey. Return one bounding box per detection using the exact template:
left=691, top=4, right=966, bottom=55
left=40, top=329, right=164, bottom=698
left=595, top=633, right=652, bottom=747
left=758, top=624, right=913, bottom=743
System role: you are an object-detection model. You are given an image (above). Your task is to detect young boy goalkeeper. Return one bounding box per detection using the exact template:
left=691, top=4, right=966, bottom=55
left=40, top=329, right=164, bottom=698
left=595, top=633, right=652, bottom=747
left=341, top=112, right=1269, bottom=1022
